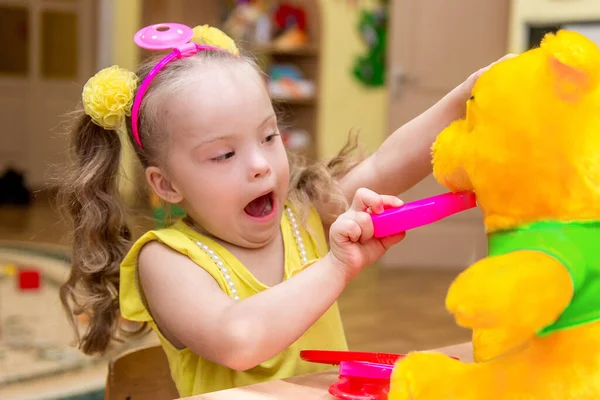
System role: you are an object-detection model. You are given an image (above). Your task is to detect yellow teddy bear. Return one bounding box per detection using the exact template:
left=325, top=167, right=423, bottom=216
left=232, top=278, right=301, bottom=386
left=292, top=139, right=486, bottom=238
left=389, top=30, right=600, bottom=399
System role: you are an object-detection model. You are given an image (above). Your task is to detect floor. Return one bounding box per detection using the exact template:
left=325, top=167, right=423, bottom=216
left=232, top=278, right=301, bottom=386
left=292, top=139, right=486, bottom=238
left=0, top=191, right=471, bottom=356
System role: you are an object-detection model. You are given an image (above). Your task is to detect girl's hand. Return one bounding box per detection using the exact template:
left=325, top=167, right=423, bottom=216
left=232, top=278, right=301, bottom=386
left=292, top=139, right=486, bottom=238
left=328, top=188, right=406, bottom=282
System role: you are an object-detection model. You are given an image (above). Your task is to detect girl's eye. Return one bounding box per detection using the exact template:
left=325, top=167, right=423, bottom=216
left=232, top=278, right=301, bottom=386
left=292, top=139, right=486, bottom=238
left=264, top=133, right=280, bottom=143
left=213, top=151, right=235, bottom=162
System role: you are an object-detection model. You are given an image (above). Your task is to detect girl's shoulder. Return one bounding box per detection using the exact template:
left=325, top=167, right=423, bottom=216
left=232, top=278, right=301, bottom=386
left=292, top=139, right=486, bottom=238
left=119, top=219, right=229, bottom=322
left=124, top=220, right=196, bottom=260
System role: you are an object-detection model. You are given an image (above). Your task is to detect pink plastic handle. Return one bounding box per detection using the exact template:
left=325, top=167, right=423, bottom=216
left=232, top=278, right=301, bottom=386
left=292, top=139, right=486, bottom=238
left=328, top=361, right=393, bottom=400
left=340, top=361, right=394, bottom=380
left=371, top=191, right=477, bottom=238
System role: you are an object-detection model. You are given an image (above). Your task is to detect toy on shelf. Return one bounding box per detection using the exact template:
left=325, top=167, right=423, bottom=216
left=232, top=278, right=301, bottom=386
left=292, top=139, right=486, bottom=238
left=268, top=63, right=315, bottom=100
left=271, top=2, right=308, bottom=49
left=223, top=0, right=271, bottom=44
left=281, top=127, right=311, bottom=151
left=223, top=1, right=310, bottom=50
left=387, top=30, right=600, bottom=400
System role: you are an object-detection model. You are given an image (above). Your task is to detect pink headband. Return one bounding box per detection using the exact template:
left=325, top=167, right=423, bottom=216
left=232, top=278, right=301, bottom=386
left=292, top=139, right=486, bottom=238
left=131, top=23, right=220, bottom=148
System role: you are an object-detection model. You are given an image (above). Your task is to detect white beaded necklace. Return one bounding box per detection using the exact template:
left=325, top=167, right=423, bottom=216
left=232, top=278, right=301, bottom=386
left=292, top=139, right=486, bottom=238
left=195, top=206, right=308, bottom=301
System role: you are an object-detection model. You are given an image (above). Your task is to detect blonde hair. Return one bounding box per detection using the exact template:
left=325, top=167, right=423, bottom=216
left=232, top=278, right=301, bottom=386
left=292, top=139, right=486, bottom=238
left=59, top=49, right=363, bottom=355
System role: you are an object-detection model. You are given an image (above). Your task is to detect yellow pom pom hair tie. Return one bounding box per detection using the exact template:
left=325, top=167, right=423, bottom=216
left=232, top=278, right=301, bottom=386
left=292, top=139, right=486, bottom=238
left=82, top=65, right=138, bottom=131
left=192, top=24, right=240, bottom=56
left=81, top=23, right=238, bottom=143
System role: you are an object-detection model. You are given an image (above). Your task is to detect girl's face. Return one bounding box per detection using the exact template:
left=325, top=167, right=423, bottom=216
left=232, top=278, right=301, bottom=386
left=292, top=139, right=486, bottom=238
left=147, top=62, right=290, bottom=249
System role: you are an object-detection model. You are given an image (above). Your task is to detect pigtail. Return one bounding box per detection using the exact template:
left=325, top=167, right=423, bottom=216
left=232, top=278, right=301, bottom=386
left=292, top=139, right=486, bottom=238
left=58, top=112, right=133, bottom=355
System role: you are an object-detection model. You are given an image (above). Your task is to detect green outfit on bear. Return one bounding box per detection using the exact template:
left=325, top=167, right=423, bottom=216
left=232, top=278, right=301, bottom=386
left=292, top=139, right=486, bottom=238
left=487, top=220, right=600, bottom=336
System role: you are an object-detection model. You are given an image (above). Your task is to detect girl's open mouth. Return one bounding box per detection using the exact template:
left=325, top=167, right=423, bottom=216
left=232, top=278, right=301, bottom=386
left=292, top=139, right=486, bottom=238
left=244, top=191, right=276, bottom=218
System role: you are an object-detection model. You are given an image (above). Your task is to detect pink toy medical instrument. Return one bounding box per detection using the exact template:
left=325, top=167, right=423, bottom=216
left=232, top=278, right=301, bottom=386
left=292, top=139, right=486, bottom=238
left=318, top=355, right=460, bottom=399
left=300, top=350, right=404, bottom=366
left=301, top=350, right=461, bottom=398
left=329, top=361, right=395, bottom=400
left=371, top=191, right=477, bottom=238
left=131, top=23, right=228, bottom=148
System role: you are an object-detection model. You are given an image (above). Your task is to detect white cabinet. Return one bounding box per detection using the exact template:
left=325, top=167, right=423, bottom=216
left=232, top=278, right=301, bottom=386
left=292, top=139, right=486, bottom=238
left=509, top=0, right=600, bottom=52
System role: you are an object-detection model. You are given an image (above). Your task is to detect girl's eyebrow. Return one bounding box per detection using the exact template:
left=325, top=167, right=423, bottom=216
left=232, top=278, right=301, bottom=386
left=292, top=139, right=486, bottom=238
left=193, top=114, right=276, bottom=149
left=194, top=134, right=236, bottom=148
left=258, top=113, right=276, bottom=128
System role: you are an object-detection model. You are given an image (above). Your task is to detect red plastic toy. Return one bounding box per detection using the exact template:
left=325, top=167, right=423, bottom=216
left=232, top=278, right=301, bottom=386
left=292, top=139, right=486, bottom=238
left=18, top=268, right=41, bottom=290
left=301, top=350, right=403, bottom=399
left=300, top=350, right=404, bottom=366
left=301, top=350, right=460, bottom=399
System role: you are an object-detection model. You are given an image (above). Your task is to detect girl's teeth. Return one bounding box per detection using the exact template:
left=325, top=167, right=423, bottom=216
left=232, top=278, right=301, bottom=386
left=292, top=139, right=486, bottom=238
left=262, top=196, right=273, bottom=216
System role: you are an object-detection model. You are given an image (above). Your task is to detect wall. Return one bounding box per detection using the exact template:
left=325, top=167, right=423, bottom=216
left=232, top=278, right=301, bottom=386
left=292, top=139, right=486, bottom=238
left=509, top=0, right=600, bottom=52
left=318, top=0, right=388, bottom=158
left=111, top=1, right=142, bottom=71
left=0, top=1, right=95, bottom=188
left=104, top=0, right=141, bottom=203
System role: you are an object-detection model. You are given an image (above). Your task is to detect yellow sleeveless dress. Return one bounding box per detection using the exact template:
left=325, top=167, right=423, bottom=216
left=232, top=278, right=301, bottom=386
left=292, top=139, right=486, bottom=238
left=119, top=203, right=348, bottom=396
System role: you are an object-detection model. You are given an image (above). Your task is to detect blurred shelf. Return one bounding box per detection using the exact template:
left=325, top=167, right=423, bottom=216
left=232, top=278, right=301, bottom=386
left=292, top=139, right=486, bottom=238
left=140, top=1, right=323, bottom=157
left=271, top=96, right=317, bottom=105
left=247, top=44, right=319, bottom=56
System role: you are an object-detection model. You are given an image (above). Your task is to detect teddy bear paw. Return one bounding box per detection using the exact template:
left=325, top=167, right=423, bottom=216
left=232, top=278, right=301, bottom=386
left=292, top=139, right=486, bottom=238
left=389, top=352, right=467, bottom=400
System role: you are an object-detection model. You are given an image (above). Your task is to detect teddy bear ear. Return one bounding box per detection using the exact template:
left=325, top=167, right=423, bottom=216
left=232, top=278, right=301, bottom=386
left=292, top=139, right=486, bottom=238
left=548, top=56, right=592, bottom=102
left=542, top=30, right=600, bottom=101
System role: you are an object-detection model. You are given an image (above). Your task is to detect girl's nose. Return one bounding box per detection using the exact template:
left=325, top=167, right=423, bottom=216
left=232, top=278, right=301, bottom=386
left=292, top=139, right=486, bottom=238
left=248, top=152, right=271, bottom=181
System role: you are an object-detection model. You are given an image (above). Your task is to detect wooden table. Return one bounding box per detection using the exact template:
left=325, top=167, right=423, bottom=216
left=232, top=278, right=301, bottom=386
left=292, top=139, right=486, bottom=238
left=183, top=343, right=473, bottom=399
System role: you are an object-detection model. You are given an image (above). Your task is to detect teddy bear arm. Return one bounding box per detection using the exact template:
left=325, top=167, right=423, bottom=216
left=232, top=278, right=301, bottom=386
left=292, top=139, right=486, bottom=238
left=446, top=250, right=573, bottom=333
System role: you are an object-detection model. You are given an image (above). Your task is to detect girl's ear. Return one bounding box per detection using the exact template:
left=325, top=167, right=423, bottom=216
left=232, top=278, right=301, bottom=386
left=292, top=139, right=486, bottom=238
left=146, top=166, right=183, bottom=204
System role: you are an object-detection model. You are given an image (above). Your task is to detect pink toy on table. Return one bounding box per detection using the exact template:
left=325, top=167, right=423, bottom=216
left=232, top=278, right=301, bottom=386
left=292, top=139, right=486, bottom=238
left=300, top=350, right=462, bottom=400
left=300, top=350, right=401, bottom=400
left=329, top=361, right=395, bottom=400
left=371, top=191, right=477, bottom=237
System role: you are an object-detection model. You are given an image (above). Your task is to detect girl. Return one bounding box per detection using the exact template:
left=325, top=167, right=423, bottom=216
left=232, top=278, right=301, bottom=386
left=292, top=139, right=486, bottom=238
left=59, top=23, right=505, bottom=396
